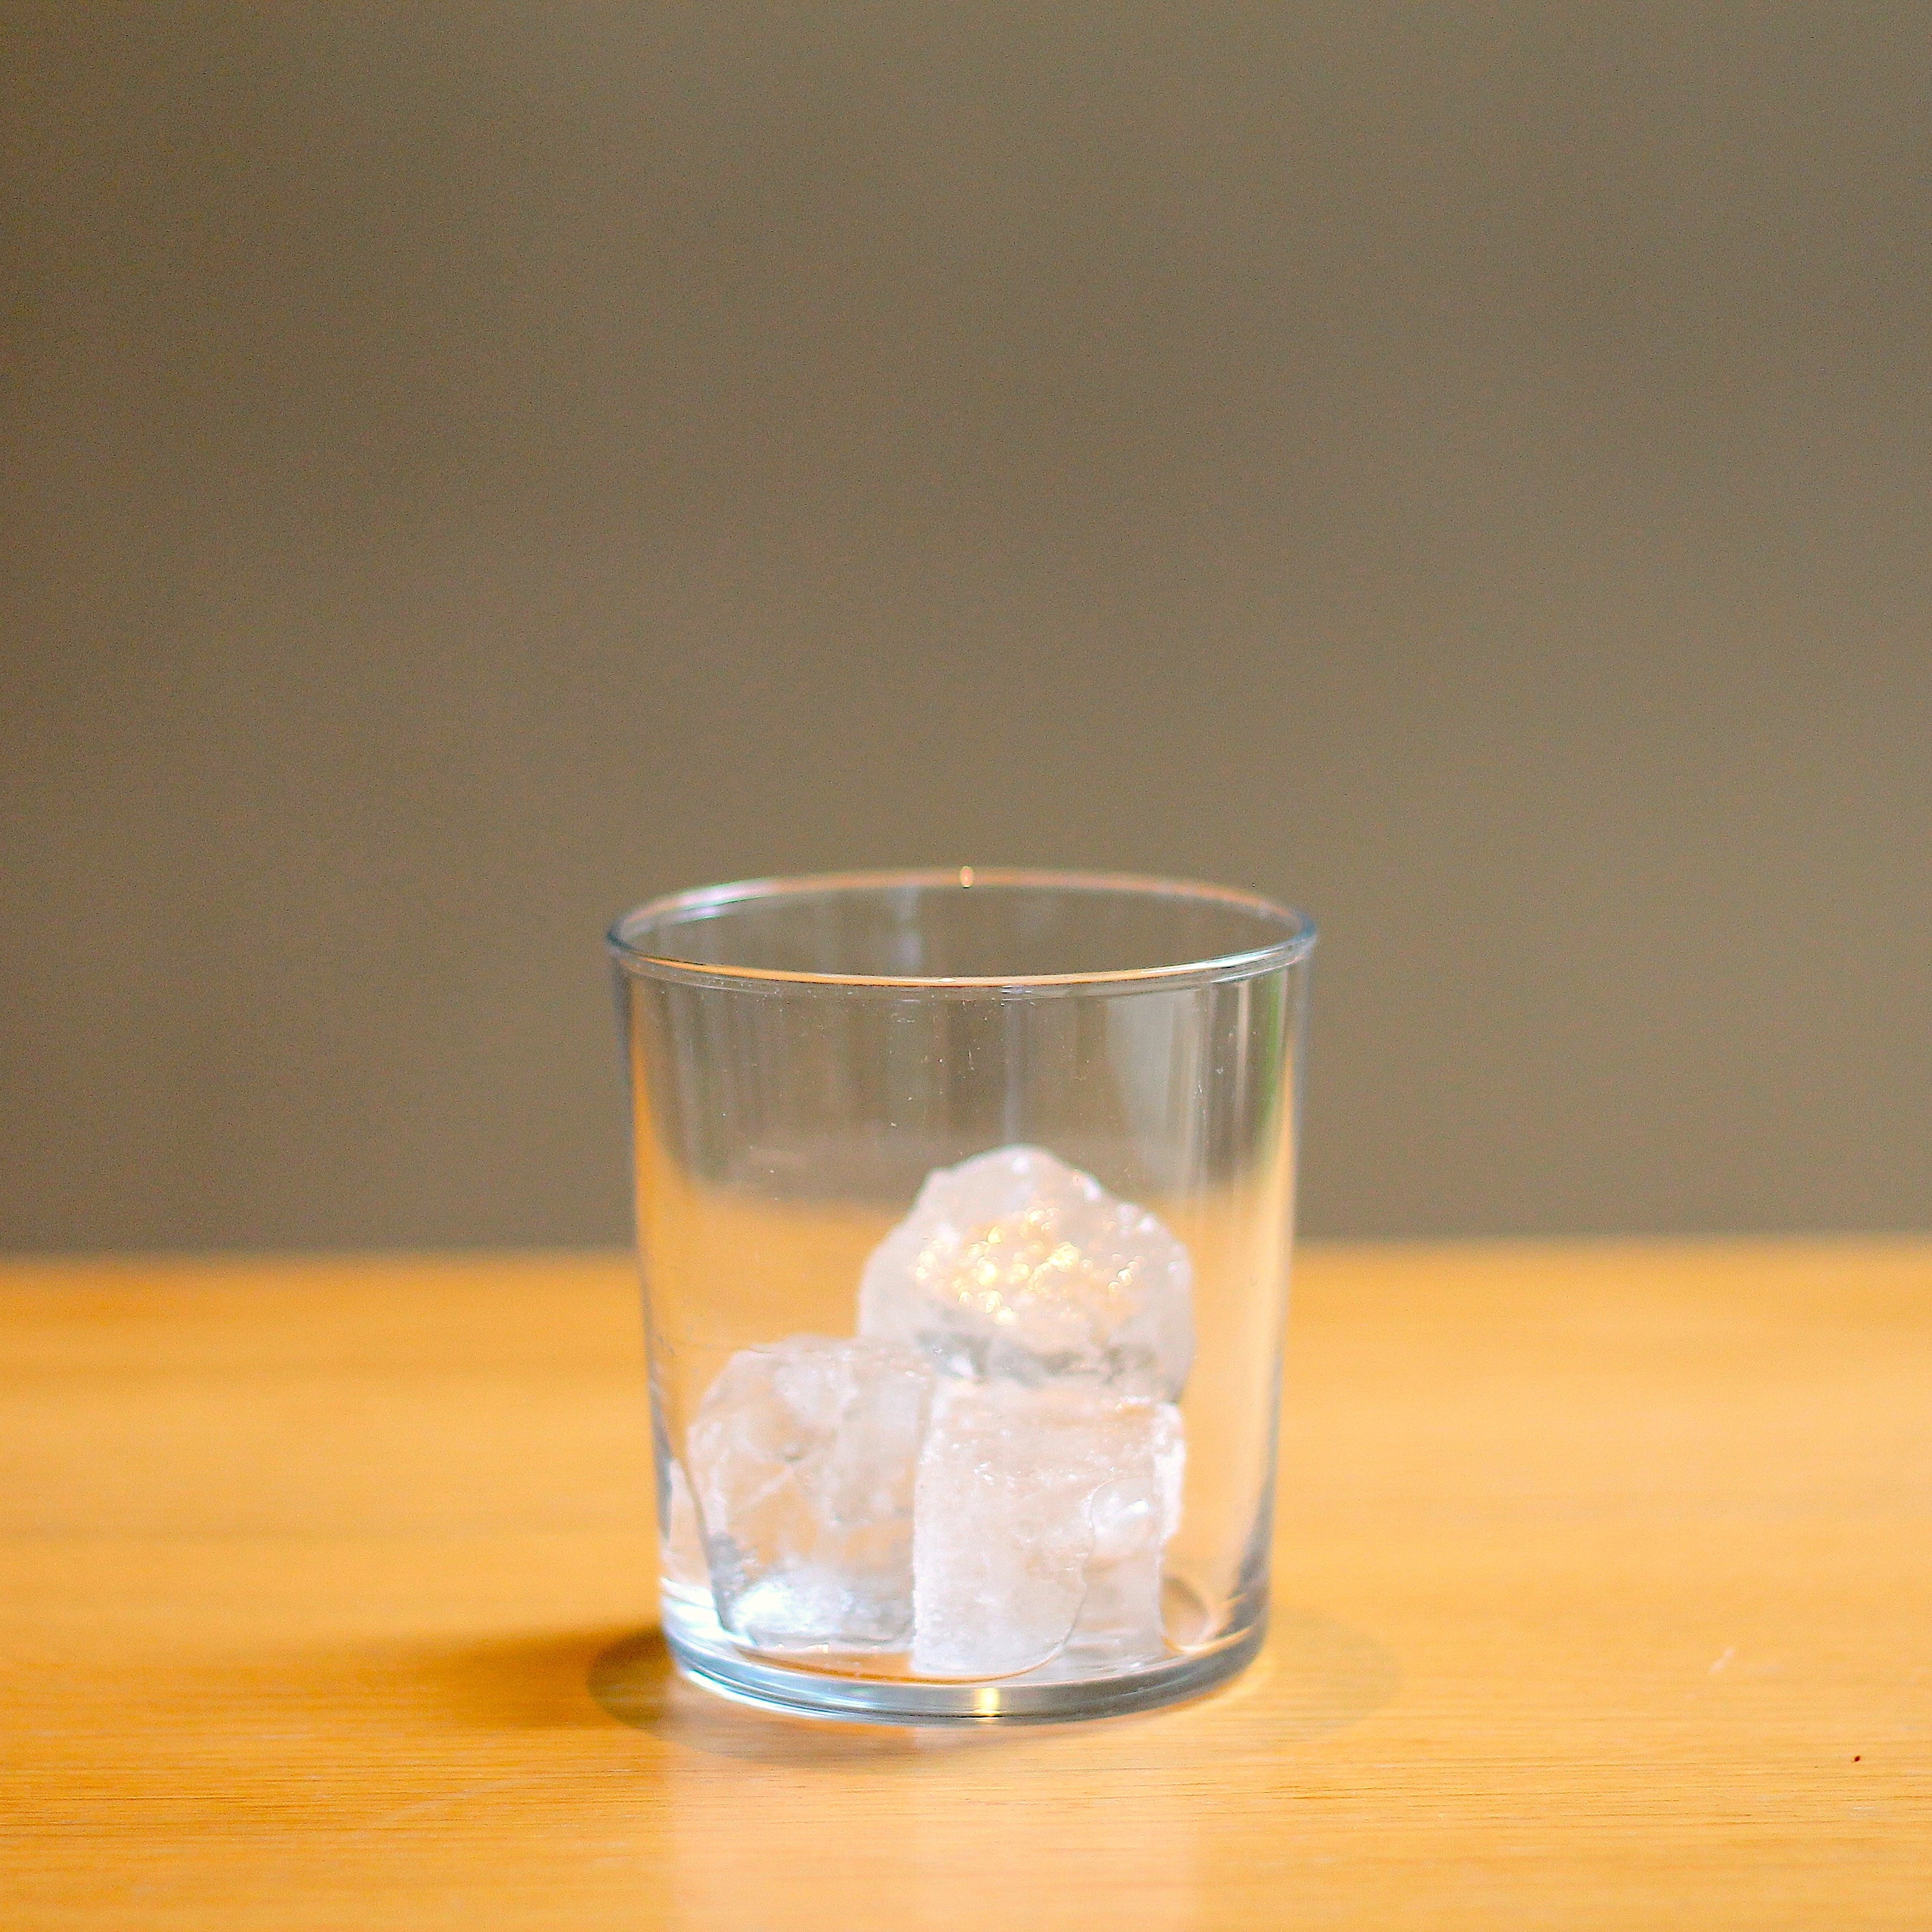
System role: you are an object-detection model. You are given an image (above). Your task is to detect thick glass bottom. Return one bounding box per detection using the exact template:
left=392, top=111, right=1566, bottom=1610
left=659, top=1586, right=1267, bottom=1724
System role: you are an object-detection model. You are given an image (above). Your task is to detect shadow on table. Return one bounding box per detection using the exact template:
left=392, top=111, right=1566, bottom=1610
left=577, top=1610, right=1399, bottom=1766
left=411, top=1625, right=644, bottom=1731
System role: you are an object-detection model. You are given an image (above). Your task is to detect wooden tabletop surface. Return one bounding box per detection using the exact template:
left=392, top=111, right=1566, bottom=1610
left=3, top=1240, right=1927, bottom=1929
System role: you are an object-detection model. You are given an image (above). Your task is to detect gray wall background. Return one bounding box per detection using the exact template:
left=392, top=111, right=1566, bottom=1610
left=5, top=3, right=1928, bottom=1252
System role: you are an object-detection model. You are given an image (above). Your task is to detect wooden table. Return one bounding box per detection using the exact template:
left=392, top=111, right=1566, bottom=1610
left=3, top=1241, right=1927, bottom=1928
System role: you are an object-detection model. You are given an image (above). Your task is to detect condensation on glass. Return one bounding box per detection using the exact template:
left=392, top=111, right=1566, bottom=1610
left=608, top=870, right=1315, bottom=1722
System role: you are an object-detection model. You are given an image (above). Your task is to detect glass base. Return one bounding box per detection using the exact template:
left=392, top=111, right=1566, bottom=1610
left=659, top=1587, right=1267, bottom=1724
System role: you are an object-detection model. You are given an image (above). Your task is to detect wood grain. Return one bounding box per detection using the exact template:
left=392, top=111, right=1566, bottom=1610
left=1, top=1241, right=1927, bottom=1929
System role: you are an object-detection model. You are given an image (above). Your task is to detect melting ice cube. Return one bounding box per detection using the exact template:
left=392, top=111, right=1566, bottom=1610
left=660, top=1458, right=711, bottom=1596
left=858, top=1144, right=1195, bottom=1400
left=910, top=1380, right=1184, bottom=1679
left=685, top=1335, right=933, bottom=1653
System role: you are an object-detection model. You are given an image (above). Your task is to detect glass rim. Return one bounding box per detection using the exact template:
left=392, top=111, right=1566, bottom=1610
left=606, top=868, right=1317, bottom=992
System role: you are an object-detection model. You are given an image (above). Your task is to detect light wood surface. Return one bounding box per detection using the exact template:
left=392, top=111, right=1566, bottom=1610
left=3, top=1241, right=1927, bottom=1929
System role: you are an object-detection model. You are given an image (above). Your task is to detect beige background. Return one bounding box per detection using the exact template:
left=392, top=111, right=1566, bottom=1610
left=4, top=4, right=1927, bottom=1251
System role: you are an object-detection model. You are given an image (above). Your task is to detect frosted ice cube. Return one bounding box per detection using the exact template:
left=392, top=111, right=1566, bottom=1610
left=859, top=1144, right=1195, bottom=1400
left=660, top=1458, right=711, bottom=1596
left=685, top=1335, right=934, bottom=1653
left=910, top=1380, right=1184, bottom=1679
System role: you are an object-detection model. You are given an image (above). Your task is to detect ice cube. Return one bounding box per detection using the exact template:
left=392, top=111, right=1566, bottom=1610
left=910, top=1380, right=1185, bottom=1679
left=858, top=1144, right=1195, bottom=1400
left=659, top=1458, right=711, bottom=1596
left=685, top=1335, right=934, bottom=1653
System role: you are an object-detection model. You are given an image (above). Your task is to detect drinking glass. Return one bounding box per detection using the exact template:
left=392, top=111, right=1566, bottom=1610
left=608, top=869, right=1314, bottom=1722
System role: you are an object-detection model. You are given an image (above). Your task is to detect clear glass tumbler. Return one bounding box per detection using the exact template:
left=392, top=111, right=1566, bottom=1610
left=608, top=869, right=1314, bottom=1722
